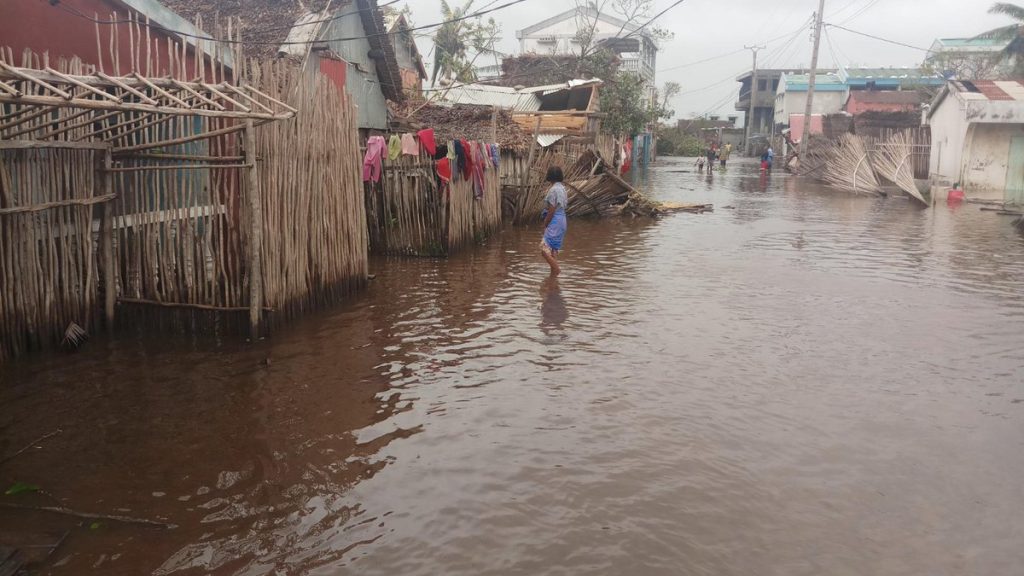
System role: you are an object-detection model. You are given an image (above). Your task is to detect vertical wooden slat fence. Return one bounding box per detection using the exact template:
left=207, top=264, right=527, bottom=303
left=366, top=143, right=502, bottom=256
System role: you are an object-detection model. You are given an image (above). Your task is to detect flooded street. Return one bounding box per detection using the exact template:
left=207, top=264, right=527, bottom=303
left=2, top=157, right=1024, bottom=575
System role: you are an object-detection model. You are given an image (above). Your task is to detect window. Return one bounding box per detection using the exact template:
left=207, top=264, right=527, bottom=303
left=772, top=79, right=779, bottom=91
left=758, top=79, right=767, bottom=91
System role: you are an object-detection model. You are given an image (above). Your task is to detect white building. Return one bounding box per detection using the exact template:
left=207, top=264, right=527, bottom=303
left=773, top=72, right=848, bottom=126
left=926, top=37, right=1014, bottom=80
left=516, top=6, right=657, bottom=88
left=926, top=80, right=1024, bottom=204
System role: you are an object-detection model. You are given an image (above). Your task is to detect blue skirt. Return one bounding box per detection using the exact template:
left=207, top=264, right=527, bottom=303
left=543, top=210, right=567, bottom=251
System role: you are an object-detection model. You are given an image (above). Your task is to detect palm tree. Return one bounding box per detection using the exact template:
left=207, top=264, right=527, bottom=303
left=979, top=3, right=1024, bottom=74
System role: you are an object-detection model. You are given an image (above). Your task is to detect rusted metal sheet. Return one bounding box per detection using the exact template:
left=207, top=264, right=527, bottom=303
left=319, top=57, right=348, bottom=94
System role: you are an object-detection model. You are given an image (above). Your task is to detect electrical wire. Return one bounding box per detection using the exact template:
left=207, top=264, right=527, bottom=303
left=52, top=0, right=529, bottom=46
left=824, top=22, right=933, bottom=52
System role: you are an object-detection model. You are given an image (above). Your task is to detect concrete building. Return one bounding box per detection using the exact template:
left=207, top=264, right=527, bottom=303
left=774, top=72, right=848, bottom=138
left=927, top=80, right=1024, bottom=203
left=845, top=91, right=923, bottom=115
left=735, top=68, right=804, bottom=139
left=926, top=37, right=1014, bottom=80
left=516, top=6, right=657, bottom=88
left=840, top=67, right=945, bottom=91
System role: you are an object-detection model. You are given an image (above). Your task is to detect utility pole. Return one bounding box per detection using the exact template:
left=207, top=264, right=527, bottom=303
left=800, top=1, right=827, bottom=162
left=744, top=45, right=765, bottom=154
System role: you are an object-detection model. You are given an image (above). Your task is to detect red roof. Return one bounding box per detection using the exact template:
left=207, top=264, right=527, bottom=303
left=953, top=80, right=1024, bottom=101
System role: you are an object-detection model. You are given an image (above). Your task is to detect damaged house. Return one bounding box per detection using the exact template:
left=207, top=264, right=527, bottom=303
left=927, top=79, right=1024, bottom=204
left=164, top=0, right=405, bottom=130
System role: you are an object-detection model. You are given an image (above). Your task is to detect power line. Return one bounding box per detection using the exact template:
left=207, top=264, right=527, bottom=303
left=824, top=23, right=932, bottom=52
left=621, top=0, right=688, bottom=40
left=53, top=0, right=529, bottom=46
left=837, top=0, right=885, bottom=25
left=659, top=14, right=812, bottom=73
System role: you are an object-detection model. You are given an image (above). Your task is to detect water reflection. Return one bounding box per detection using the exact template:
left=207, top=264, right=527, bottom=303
left=2, top=158, right=1024, bottom=575
left=539, top=277, right=569, bottom=330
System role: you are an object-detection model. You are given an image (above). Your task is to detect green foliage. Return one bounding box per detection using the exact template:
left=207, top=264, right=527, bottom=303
left=5, top=481, right=40, bottom=495
left=975, top=3, right=1024, bottom=76
left=655, top=125, right=703, bottom=156
left=431, top=0, right=502, bottom=87
left=599, top=72, right=651, bottom=136
left=600, top=76, right=677, bottom=137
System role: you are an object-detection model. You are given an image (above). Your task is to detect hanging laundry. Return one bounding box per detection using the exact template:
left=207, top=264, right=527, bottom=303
left=447, top=141, right=456, bottom=162
left=387, top=134, right=402, bottom=161
left=363, top=135, right=386, bottom=183
left=490, top=143, right=500, bottom=168
left=401, top=133, right=418, bottom=156
left=433, top=143, right=449, bottom=161
left=417, top=128, right=436, bottom=156
left=460, top=139, right=473, bottom=181
left=436, top=157, right=452, bottom=183
left=436, top=157, right=452, bottom=198
left=453, top=140, right=466, bottom=181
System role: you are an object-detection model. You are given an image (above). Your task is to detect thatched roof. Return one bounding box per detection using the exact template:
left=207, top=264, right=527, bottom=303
left=161, top=0, right=331, bottom=58
left=389, top=102, right=532, bottom=150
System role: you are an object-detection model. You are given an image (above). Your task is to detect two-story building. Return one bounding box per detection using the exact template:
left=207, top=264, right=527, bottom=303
left=773, top=72, right=848, bottom=139
left=926, top=37, right=1014, bottom=80
left=735, top=68, right=805, bottom=143
left=516, top=6, right=657, bottom=91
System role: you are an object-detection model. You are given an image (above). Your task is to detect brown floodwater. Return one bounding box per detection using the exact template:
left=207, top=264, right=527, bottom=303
left=2, top=157, right=1024, bottom=575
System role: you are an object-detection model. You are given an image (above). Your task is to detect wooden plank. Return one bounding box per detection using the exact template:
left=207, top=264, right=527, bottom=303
left=0, top=193, right=116, bottom=215
left=0, top=93, right=284, bottom=121
left=100, top=149, right=115, bottom=329
left=105, top=163, right=251, bottom=173
left=0, top=140, right=110, bottom=151
left=244, top=119, right=263, bottom=339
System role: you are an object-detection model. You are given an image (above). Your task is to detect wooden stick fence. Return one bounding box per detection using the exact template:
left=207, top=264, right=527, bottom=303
left=1, top=16, right=367, bottom=359
left=366, top=144, right=502, bottom=256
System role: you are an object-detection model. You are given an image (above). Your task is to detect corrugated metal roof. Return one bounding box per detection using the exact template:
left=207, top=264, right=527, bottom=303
left=953, top=80, right=1024, bottom=101
left=440, top=84, right=542, bottom=111
left=536, top=134, right=565, bottom=147
left=279, top=12, right=325, bottom=58
left=438, top=79, right=603, bottom=111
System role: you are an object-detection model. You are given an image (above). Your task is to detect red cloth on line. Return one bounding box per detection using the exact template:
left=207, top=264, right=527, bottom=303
left=417, top=128, right=436, bottom=156
left=436, top=157, right=452, bottom=183
left=460, top=139, right=473, bottom=180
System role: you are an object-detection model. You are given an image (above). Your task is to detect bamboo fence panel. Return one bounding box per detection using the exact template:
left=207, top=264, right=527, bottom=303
left=0, top=146, right=102, bottom=360
left=368, top=154, right=445, bottom=255
left=368, top=142, right=502, bottom=256
left=247, top=60, right=368, bottom=321
left=1, top=16, right=366, bottom=355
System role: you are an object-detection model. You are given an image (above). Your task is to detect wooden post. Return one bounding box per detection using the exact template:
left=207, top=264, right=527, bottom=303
left=244, top=119, right=263, bottom=339
left=100, top=147, right=115, bottom=329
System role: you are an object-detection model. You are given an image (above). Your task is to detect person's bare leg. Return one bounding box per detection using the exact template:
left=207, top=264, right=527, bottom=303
left=541, top=247, right=561, bottom=276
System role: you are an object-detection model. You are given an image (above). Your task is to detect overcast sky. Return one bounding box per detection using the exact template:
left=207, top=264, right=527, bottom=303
left=400, top=0, right=1008, bottom=119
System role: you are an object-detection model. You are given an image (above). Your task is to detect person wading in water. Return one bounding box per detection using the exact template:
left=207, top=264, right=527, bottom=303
left=540, top=166, right=567, bottom=276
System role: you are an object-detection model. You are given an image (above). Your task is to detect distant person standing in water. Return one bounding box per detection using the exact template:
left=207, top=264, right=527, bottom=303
left=766, top=146, right=775, bottom=171
left=720, top=143, right=732, bottom=168
left=706, top=146, right=717, bottom=171
left=540, top=166, right=567, bottom=276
